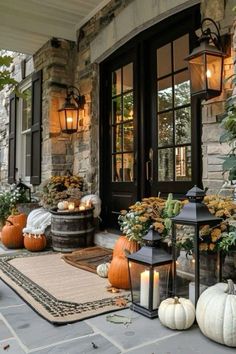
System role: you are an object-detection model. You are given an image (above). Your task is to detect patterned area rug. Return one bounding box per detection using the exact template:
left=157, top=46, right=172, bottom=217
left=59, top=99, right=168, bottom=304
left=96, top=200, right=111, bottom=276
left=0, top=253, right=129, bottom=324
left=61, top=246, right=113, bottom=273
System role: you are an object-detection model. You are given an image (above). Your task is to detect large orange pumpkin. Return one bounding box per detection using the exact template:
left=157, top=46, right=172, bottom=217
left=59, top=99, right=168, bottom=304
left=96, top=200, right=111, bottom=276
left=1, top=220, right=24, bottom=249
left=108, top=236, right=139, bottom=290
left=24, top=234, right=47, bottom=252
left=7, top=213, right=27, bottom=231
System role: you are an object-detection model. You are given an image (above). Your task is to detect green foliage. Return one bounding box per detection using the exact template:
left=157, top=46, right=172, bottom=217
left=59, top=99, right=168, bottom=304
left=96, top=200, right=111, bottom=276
left=220, top=100, right=236, bottom=178
left=0, top=54, right=18, bottom=92
left=0, top=187, right=29, bottom=224
left=218, top=230, right=236, bottom=253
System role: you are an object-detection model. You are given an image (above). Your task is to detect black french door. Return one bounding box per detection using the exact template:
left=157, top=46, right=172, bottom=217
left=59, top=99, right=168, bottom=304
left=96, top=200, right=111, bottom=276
left=100, top=50, right=139, bottom=228
left=100, top=5, right=201, bottom=229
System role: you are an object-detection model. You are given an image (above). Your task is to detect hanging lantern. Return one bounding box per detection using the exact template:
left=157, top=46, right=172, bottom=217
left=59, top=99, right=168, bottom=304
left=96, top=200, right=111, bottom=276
left=127, top=227, right=173, bottom=318
left=58, top=86, right=85, bottom=134
left=185, top=18, right=225, bottom=100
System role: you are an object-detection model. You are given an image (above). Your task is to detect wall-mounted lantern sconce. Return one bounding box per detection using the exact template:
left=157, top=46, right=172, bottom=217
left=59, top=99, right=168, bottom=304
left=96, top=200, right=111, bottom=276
left=185, top=18, right=225, bottom=100
left=58, top=86, right=86, bottom=134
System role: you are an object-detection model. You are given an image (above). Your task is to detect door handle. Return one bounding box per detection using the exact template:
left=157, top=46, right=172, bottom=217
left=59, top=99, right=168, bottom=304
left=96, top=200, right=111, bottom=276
left=149, top=148, right=153, bottom=182
left=146, top=160, right=151, bottom=181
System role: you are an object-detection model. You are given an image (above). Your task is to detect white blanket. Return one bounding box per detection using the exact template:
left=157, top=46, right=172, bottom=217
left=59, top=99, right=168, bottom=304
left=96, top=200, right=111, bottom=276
left=22, top=208, right=51, bottom=235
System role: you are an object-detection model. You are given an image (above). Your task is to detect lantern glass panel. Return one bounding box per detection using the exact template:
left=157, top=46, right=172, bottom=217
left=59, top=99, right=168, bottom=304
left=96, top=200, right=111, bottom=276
left=174, top=223, right=221, bottom=304
left=206, top=54, right=222, bottom=91
left=188, top=54, right=205, bottom=94
left=59, top=108, right=78, bottom=133
left=128, top=261, right=171, bottom=310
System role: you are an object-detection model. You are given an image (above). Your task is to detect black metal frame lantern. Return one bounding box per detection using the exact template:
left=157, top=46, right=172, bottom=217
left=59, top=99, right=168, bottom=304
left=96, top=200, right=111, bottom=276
left=171, top=186, right=222, bottom=307
left=185, top=18, right=225, bottom=100
left=58, top=86, right=85, bottom=134
left=127, top=227, right=173, bottom=318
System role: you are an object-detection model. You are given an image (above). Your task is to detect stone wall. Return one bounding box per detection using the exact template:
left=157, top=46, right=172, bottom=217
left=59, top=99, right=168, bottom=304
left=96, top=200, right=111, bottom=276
left=201, top=0, right=236, bottom=193
left=0, top=51, right=28, bottom=189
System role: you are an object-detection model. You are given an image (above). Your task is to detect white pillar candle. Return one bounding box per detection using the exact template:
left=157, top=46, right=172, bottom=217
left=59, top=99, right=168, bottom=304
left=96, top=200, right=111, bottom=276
left=140, top=270, right=160, bottom=309
left=140, top=270, right=149, bottom=308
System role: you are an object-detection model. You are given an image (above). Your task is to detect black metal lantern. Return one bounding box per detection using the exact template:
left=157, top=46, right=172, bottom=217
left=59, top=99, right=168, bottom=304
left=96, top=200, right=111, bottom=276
left=15, top=178, right=31, bottom=202
left=185, top=18, right=225, bottom=100
left=127, top=227, right=173, bottom=318
left=171, top=186, right=222, bottom=306
left=58, top=86, right=85, bottom=134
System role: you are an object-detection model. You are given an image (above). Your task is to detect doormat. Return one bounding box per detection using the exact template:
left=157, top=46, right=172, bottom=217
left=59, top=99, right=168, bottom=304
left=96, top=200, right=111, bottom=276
left=61, top=246, right=113, bottom=273
left=0, top=253, right=129, bottom=325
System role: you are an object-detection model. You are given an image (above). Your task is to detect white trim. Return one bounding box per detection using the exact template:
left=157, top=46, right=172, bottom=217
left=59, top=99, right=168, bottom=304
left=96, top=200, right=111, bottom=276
left=75, top=0, right=112, bottom=31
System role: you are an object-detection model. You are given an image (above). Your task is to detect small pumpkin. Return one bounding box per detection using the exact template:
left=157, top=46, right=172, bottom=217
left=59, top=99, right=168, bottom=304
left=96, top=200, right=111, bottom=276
left=196, top=279, right=236, bottom=347
left=158, top=296, right=195, bottom=330
left=1, top=220, right=24, bottom=249
left=24, top=233, right=47, bottom=252
left=96, top=262, right=110, bottom=278
left=7, top=213, right=27, bottom=231
left=57, top=201, right=65, bottom=210
left=108, top=236, right=139, bottom=290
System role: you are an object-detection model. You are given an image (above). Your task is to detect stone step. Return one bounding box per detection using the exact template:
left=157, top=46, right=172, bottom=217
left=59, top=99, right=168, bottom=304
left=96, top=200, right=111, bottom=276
left=94, top=231, right=120, bottom=249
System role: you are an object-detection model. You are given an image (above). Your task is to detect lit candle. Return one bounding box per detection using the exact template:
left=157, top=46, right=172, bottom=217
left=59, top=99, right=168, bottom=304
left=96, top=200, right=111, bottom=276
left=140, top=270, right=149, bottom=308
left=68, top=202, right=75, bottom=211
left=140, top=270, right=160, bottom=309
left=79, top=205, right=86, bottom=211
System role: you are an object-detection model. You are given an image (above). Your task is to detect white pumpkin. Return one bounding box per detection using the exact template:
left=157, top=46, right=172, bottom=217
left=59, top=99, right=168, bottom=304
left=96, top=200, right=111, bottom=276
left=96, top=263, right=110, bottom=278
left=196, top=279, right=236, bottom=347
left=158, top=296, right=195, bottom=330
left=57, top=201, right=65, bottom=210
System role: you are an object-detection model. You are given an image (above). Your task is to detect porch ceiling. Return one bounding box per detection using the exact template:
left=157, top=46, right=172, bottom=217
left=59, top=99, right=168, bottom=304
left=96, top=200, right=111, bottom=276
left=0, top=0, right=110, bottom=55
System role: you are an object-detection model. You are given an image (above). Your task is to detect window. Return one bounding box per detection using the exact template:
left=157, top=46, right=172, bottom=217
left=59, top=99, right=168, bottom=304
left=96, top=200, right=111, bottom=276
left=8, top=71, right=42, bottom=185
left=16, top=85, right=32, bottom=182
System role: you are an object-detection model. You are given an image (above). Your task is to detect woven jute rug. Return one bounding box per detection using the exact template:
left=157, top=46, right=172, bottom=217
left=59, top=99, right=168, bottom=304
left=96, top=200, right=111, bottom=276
left=61, top=246, right=113, bottom=273
left=0, top=253, right=129, bottom=324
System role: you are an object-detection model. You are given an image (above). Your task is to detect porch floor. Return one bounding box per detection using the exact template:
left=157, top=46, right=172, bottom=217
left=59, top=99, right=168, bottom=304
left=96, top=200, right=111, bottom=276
left=0, top=238, right=234, bottom=354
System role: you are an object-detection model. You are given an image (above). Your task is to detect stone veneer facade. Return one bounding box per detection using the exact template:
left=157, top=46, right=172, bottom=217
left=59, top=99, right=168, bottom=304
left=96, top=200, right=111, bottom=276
left=0, top=0, right=236, bottom=196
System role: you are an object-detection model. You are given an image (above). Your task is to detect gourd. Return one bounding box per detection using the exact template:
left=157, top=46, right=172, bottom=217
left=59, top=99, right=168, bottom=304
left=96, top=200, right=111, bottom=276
left=57, top=201, right=69, bottom=210
left=57, top=201, right=65, bottom=210
left=1, top=220, right=24, bottom=249
left=7, top=212, right=27, bottom=231
left=158, top=296, right=195, bottom=330
left=108, top=236, right=139, bottom=290
left=96, top=262, right=110, bottom=278
left=24, top=233, right=47, bottom=252
left=196, top=279, right=236, bottom=347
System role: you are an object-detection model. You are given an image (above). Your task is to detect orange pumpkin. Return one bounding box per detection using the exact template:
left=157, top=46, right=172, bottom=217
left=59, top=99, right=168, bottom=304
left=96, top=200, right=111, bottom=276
left=1, top=220, right=24, bottom=249
left=108, top=236, right=139, bottom=290
left=7, top=213, right=27, bottom=231
left=24, top=234, right=47, bottom=252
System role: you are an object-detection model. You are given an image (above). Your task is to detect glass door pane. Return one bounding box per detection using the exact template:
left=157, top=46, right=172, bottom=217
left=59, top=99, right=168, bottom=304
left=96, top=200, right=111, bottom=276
left=156, top=34, right=192, bottom=183
left=112, top=63, right=134, bottom=182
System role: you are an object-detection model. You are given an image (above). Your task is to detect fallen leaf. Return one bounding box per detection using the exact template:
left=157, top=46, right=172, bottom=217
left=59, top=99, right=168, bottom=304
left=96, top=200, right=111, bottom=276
left=106, top=314, right=132, bottom=325
left=115, top=297, right=128, bottom=307
left=106, top=286, right=120, bottom=293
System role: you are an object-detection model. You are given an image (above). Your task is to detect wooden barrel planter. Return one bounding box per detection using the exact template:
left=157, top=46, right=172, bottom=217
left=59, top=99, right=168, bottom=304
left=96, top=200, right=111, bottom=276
left=50, top=208, right=94, bottom=252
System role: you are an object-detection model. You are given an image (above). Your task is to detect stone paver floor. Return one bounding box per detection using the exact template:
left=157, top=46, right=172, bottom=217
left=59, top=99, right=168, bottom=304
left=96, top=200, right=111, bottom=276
left=0, top=247, right=235, bottom=354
